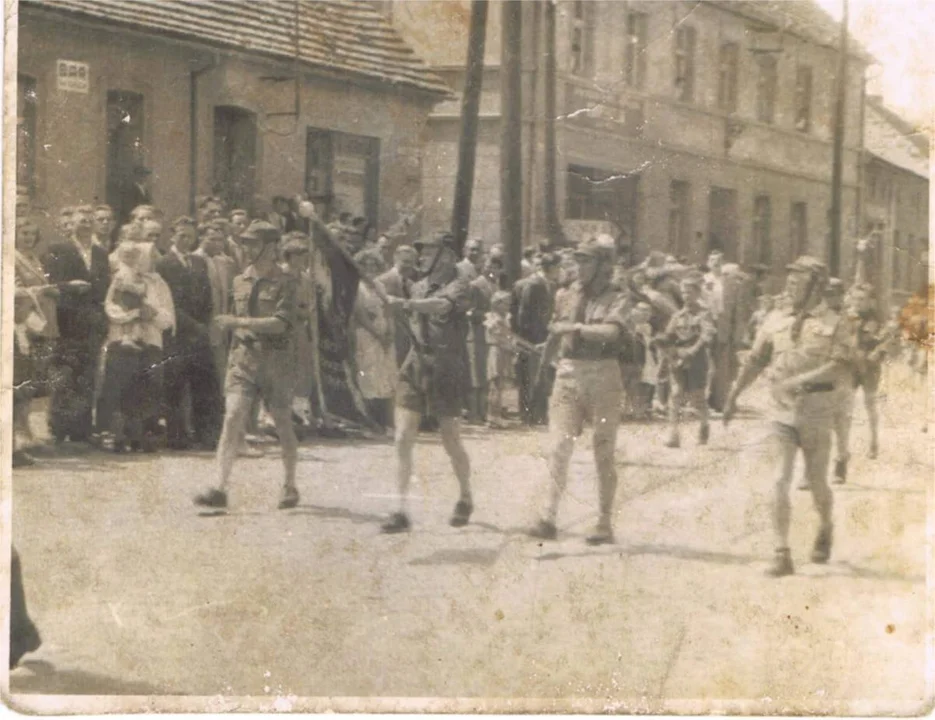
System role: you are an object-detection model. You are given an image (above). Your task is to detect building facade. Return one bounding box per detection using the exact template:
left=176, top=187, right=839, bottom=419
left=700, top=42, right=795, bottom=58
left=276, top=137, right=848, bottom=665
left=390, top=0, right=870, bottom=288
left=861, top=97, right=929, bottom=312
left=17, top=0, right=449, bottom=246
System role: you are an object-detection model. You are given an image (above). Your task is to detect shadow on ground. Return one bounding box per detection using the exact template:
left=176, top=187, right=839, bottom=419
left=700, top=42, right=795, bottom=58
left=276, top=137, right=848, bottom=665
left=11, top=660, right=166, bottom=695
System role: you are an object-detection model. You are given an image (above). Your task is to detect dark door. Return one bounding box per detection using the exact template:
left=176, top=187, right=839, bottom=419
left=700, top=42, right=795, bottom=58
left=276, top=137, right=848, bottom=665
left=214, top=106, right=257, bottom=213
left=106, top=90, right=145, bottom=219
left=708, top=186, right=738, bottom=261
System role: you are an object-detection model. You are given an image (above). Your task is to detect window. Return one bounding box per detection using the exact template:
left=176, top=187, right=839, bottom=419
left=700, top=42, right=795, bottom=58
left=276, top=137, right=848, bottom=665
left=17, top=75, right=37, bottom=196
left=668, top=180, right=692, bottom=254
left=569, top=1, right=595, bottom=77
left=794, top=66, right=812, bottom=132
left=674, top=26, right=696, bottom=102
left=708, top=187, right=738, bottom=260
left=565, top=164, right=640, bottom=238
left=624, top=12, right=648, bottom=89
left=306, top=127, right=380, bottom=225
left=790, top=202, right=808, bottom=259
left=106, top=90, right=145, bottom=224
left=752, top=195, right=772, bottom=265
left=717, top=43, right=739, bottom=112
left=756, top=55, right=778, bottom=124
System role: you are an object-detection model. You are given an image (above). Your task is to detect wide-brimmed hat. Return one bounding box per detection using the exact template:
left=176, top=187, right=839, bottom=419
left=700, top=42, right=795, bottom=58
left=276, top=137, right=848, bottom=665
left=241, top=220, right=281, bottom=244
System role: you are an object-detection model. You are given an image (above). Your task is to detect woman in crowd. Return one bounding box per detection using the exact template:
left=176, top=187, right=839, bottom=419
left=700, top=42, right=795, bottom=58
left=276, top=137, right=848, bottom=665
left=14, top=219, right=61, bottom=465
left=99, top=242, right=175, bottom=452
left=352, top=249, right=395, bottom=432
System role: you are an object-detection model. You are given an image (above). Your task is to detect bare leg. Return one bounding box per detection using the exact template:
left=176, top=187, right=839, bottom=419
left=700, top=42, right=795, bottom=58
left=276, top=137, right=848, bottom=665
left=439, top=416, right=472, bottom=504
left=864, top=388, right=880, bottom=458
left=393, top=407, right=421, bottom=515
left=666, top=376, right=682, bottom=447
left=771, top=425, right=800, bottom=550
left=268, top=404, right=298, bottom=491
left=216, top=392, right=252, bottom=493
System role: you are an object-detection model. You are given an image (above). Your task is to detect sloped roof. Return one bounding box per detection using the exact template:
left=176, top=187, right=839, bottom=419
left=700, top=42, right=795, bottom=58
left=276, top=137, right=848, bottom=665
left=865, top=100, right=929, bottom=178
left=713, top=0, right=873, bottom=62
left=22, top=0, right=451, bottom=96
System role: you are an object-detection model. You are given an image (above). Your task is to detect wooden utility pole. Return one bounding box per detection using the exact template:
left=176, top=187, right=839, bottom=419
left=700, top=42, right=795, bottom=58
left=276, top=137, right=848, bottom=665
left=450, top=0, right=488, bottom=257
left=829, top=0, right=849, bottom=277
left=543, top=0, right=563, bottom=248
left=500, top=0, right=523, bottom=283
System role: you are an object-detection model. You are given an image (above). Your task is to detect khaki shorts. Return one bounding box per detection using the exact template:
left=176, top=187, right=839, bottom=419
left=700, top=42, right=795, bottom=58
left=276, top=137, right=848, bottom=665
left=549, top=358, right=623, bottom=438
left=224, top=343, right=293, bottom=410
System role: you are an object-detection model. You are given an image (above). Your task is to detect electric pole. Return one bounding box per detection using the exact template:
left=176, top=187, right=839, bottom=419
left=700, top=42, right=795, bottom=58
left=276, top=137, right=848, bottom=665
left=543, top=0, right=563, bottom=248
left=829, top=0, right=849, bottom=277
left=500, top=0, right=523, bottom=283
left=450, top=0, right=488, bottom=258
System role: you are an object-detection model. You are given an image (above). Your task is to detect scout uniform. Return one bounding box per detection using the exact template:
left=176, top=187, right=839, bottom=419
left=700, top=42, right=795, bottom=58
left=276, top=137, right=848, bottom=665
left=735, top=255, right=853, bottom=576
left=529, top=236, right=628, bottom=545
left=226, top=256, right=298, bottom=411
left=660, top=272, right=716, bottom=448
left=195, top=221, right=300, bottom=511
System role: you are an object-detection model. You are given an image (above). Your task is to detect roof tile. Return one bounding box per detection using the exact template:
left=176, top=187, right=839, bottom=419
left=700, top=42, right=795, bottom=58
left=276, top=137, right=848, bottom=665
left=23, top=0, right=451, bottom=96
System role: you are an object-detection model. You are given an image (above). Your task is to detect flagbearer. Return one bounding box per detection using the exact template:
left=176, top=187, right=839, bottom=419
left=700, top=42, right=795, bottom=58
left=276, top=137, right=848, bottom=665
left=381, top=231, right=474, bottom=533
left=194, top=220, right=301, bottom=511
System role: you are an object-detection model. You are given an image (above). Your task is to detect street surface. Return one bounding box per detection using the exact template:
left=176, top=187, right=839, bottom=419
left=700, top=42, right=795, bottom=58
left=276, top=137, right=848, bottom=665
left=8, top=366, right=932, bottom=713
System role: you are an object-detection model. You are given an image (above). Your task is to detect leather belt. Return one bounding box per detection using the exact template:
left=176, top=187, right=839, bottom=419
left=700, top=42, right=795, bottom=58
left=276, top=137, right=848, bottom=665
left=802, top=381, right=835, bottom=393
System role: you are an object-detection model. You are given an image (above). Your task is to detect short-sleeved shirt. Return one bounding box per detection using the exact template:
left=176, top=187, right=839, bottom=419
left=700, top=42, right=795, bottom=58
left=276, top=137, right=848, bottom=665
left=552, top=280, right=629, bottom=361
left=230, top=264, right=297, bottom=351
left=407, top=271, right=471, bottom=363
left=663, top=303, right=716, bottom=350
left=746, top=304, right=854, bottom=424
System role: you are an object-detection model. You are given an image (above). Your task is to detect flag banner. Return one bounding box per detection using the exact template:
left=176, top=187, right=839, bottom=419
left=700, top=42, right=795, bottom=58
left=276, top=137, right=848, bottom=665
left=308, top=225, right=375, bottom=429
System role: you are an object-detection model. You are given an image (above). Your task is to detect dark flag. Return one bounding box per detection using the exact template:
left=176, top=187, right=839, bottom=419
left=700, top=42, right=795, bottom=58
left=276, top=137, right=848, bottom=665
left=307, top=223, right=375, bottom=429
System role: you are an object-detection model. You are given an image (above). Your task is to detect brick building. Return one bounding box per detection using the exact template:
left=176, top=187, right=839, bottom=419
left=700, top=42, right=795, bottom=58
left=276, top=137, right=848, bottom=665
left=389, top=0, right=870, bottom=287
left=860, top=97, right=929, bottom=311
left=16, top=0, right=449, bottom=244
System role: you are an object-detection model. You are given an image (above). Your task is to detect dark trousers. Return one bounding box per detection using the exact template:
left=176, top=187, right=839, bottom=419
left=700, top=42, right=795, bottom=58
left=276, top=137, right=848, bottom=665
left=99, top=343, right=164, bottom=445
left=10, top=547, right=41, bottom=668
left=48, top=338, right=98, bottom=441
left=164, top=342, right=222, bottom=447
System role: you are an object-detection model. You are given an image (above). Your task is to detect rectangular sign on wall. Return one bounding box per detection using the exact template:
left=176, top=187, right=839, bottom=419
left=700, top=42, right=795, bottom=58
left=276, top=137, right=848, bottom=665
left=56, top=60, right=90, bottom=93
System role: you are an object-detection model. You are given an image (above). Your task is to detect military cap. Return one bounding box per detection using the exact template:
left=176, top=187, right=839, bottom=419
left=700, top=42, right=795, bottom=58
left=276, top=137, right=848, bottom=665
left=574, top=235, right=615, bottom=261
left=241, top=219, right=281, bottom=244
left=786, top=255, right=826, bottom=274
left=826, top=277, right=845, bottom=293
left=281, top=234, right=310, bottom=256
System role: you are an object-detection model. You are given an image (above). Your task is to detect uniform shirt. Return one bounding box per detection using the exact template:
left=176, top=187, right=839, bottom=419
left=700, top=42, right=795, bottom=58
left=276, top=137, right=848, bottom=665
left=662, top=302, right=716, bottom=351
left=552, top=280, right=629, bottom=361
left=408, top=270, right=471, bottom=365
left=746, top=304, right=854, bottom=425
left=230, top=264, right=297, bottom=351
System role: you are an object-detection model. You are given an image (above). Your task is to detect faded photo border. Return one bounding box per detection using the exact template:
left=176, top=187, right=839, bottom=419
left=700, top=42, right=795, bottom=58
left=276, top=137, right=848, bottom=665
left=1, top=0, right=933, bottom=716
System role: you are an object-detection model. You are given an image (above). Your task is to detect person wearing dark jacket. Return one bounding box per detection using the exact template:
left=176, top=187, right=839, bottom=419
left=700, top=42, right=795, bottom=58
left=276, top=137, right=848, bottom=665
left=117, top=166, right=152, bottom=226
left=511, top=253, right=560, bottom=424
left=157, top=222, right=222, bottom=449
left=42, top=205, right=110, bottom=442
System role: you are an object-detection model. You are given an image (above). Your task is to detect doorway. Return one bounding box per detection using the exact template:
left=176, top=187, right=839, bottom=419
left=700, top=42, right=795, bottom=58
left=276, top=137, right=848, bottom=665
left=214, top=106, right=257, bottom=213
left=106, top=90, right=145, bottom=221
left=708, top=186, right=738, bottom=261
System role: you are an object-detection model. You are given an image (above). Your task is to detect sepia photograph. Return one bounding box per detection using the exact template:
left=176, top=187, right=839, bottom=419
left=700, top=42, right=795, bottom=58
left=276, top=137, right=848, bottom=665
left=3, top=0, right=932, bottom=714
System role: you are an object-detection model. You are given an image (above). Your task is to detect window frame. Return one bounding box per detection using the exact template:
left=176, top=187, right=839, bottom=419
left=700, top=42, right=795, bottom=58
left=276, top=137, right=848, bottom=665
left=668, top=180, right=692, bottom=255
left=790, top=201, right=808, bottom=259
left=794, top=65, right=813, bottom=133
left=674, top=25, right=696, bottom=103
left=752, top=194, right=772, bottom=265
left=717, top=42, right=739, bottom=113
left=755, top=54, right=778, bottom=124
left=305, top=126, right=380, bottom=226
left=569, top=0, right=595, bottom=78
left=624, top=11, right=648, bottom=90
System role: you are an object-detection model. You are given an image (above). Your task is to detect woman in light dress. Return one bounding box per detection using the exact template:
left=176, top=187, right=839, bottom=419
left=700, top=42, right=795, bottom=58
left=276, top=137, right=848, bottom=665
left=352, top=249, right=396, bottom=431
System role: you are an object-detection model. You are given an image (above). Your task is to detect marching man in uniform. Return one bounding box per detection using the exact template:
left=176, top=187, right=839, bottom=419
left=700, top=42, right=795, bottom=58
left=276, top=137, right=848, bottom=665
left=194, top=220, right=301, bottom=511
left=528, top=235, right=628, bottom=546
left=724, top=256, right=854, bottom=577
left=381, top=231, right=475, bottom=533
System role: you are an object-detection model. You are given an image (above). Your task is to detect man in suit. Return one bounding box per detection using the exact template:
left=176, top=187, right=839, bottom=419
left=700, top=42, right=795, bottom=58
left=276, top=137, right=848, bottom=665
left=117, top=166, right=152, bottom=226
left=377, top=245, right=418, bottom=368
left=157, top=220, right=222, bottom=449
left=42, top=205, right=110, bottom=442
left=92, top=205, right=117, bottom=252
left=512, top=252, right=561, bottom=425
left=226, top=209, right=251, bottom=274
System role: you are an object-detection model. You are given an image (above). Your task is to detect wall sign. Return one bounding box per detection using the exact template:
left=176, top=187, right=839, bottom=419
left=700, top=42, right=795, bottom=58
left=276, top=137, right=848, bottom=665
left=57, top=60, right=89, bottom=93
